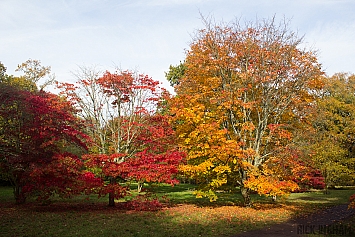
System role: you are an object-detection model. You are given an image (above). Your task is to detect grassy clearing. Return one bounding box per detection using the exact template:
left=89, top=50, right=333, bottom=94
left=0, top=202, right=295, bottom=237
left=0, top=185, right=354, bottom=237
left=286, top=189, right=355, bottom=205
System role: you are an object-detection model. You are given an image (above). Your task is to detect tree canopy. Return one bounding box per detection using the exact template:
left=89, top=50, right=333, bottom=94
left=0, top=83, right=91, bottom=203
left=58, top=67, right=185, bottom=206
left=168, top=17, right=324, bottom=206
left=306, top=73, right=355, bottom=190
left=1, top=15, right=354, bottom=208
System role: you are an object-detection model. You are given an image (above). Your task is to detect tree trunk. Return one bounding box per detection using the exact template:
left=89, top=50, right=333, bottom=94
left=137, top=181, right=144, bottom=193
left=272, top=195, right=277, bottom=202
left=108, top=177, right=116, bottom=207
left=323, top=167, right=329, bottom=194
left=14, top=185, right=26, bottom=204
left=241, top=186, right=251, bottom=207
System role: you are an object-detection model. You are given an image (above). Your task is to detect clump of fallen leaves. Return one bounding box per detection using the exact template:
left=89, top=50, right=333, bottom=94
left=117, top=193, right=171, bottom=212
left=163, top=203, right=301, bottom=226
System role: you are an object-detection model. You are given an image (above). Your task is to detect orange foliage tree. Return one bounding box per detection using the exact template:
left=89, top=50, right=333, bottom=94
left=168, top=17, right=324, bottom=206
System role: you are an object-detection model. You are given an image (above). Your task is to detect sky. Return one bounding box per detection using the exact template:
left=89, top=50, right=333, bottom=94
left=1, top=0, right=355, bottom=92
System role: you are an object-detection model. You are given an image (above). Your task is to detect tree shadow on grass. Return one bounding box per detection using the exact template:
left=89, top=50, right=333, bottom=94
left=146, top=183, right=280, bottom=209
left=2, top=186, right=354, bottom=237
left=2, top=193, right=353, bottom=237
left=0, top=200, right=304, bottom=237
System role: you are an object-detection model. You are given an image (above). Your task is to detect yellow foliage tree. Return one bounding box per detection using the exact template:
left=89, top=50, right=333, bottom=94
left=169, top=17, right=323, bottom=206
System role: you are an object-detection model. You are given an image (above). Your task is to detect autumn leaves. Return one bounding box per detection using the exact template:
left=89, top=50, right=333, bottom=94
left=169, top=18, right=324, bottom=206
left=58, top=69, right=185, bottom=206
left=1, top=16, right=353, bottom=208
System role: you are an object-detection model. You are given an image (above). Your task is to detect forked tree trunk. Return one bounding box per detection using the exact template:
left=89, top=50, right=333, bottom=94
left=241, top=186, right=251, bottom=207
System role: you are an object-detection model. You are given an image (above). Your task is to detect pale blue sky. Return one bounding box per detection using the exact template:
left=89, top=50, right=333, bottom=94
left=1, top=0, right=354, bottom=91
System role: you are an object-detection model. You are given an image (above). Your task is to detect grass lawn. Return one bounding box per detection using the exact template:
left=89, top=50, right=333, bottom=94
left=0, top=184, right=354, bottom=237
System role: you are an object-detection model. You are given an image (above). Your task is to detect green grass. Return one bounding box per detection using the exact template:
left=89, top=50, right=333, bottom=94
left=147, top=183, right=279, bottom=206
left=1, top=185, right=354, bottom=237
left=0, top=185, right=13, bottom=202
left=286, top=189, right=355, bottom=205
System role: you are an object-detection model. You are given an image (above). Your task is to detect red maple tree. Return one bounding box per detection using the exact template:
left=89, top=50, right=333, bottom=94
left=0, top=84, right=95, bottom=203
left=59, top=68, right=185, bottom=206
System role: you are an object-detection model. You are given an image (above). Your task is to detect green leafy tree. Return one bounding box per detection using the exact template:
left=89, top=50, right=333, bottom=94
left=0, top=62, right=6, bottom=80
left=165, top=61, right=186, bottom=87
left=309, top=73, right=355, bottom=191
